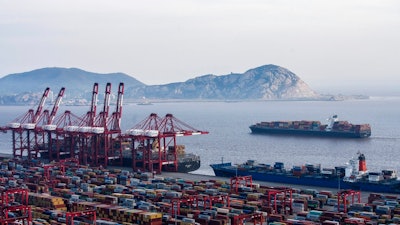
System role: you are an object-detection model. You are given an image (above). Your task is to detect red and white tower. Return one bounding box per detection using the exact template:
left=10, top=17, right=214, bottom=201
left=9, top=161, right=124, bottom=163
left=358, top=153, right=367, bottom=172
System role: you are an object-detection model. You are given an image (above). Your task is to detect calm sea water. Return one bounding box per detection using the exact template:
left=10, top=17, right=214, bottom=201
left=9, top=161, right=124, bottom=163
left=1, top=97, right=399, bottom=176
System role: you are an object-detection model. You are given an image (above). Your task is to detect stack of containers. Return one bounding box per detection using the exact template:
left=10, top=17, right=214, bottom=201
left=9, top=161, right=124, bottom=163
left=116, top=208, right=142, bottom=224
left=139, top=212, right=162, bottom=225
left=26, top=193, right=67, bottom=211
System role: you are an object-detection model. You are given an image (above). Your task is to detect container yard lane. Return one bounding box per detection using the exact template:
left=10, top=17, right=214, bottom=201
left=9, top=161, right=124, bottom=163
left=160, top=171, right=396, bottom=203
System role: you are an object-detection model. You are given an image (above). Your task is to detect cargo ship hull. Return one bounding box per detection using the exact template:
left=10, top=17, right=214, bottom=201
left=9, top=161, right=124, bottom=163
left=40, top=146, right=201, bottom=173
left=210, top=162, right=400, bottom=194
left=177, top=157, right=201, bottom=173
left=249, top=126, right=370, bottom=138
left=122, top=154, right=200, bottom=173
left=249, top=115, right=371, bottom=138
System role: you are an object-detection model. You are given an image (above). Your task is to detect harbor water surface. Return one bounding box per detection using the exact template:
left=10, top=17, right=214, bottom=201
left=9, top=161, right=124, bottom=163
left=0, top=97, right=399, bottom=177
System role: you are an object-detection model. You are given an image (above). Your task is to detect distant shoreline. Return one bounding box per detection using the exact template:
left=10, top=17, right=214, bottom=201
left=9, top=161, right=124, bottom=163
left=0, top=95, right=375, bottom=106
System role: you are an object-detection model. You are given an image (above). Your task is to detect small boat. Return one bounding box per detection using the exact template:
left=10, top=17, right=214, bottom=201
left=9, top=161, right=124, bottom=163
left=137, top=102, right=152, bottom=106
left=137, top=97, right=153, bottom=105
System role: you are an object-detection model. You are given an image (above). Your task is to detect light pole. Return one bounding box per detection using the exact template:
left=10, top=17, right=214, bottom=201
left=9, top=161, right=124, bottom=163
left=236, top=163, right=238, bottom=177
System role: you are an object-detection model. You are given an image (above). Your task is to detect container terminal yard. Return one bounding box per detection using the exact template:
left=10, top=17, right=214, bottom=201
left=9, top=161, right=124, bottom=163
left=1, top=156, right=400, bottom=225
left=0, top=84, right=400, bottom=225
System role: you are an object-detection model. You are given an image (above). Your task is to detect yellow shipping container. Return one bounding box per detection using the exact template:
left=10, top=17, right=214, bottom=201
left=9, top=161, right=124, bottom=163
left=194, top=186, right=205, bottom=191
left=141, top=212, right=162, bottom=220
left=215, top=180, right=225, bottom=185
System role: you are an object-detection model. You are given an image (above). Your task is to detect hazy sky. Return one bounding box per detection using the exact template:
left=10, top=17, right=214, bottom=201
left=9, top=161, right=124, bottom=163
left=1, top=0, right=399, bottom=95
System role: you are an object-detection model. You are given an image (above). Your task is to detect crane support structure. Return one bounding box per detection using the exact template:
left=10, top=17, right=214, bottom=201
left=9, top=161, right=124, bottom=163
left=43, top=158, right=79, bottom=180
left=48, top=110, right=83, bottom=161
left=88, top=82, right=113, bottom=167
left=126, top=113, right=162, bottom=172
left=337, top=190, right=361, bottom=213
left=36, top=87, right=66, bottom=162
left=170, top=194, right=230, bottom=216
left=65, top=210, right=96, bottom=225
left=0, top=205, right=32, bottom=225
left=75, top=83, right=101, bottom=166
left=231, top=213, right=264, bottom=225
left=7, top=87, right=50, bottom=160
left=262, top=187, right=293, bottom=215
left=230, top=176, right=253, bottom=194
left=103, top=82, right=124, bottom=167
left=25, top=83, right=125, bottom=168
left=0, top=188, right=32, bottom=225
left=125, top=113, right=208, bottom=174
left=1, top=188, right=29, bottom=206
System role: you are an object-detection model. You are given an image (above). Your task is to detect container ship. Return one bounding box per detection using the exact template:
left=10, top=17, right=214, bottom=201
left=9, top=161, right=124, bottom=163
left=122, top=144, right=201, bottom=173
left=39, top=142, right=201, bottom=173
left=210, top=152, right=400, bottom=194
left=249, top=115, right=371, bottom=138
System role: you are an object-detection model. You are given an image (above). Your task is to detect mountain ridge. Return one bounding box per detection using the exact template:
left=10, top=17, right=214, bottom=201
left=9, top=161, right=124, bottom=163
left=0, top=64, right=336, bottom=105
left=149, top=64, right=318, bottom=100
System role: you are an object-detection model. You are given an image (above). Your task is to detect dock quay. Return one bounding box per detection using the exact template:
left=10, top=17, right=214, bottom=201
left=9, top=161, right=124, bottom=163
left=1, top=158, right=400, bottom=225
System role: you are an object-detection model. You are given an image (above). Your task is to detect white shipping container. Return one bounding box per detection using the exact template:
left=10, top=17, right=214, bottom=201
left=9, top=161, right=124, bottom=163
left=292, top=202, right=305, bottom=213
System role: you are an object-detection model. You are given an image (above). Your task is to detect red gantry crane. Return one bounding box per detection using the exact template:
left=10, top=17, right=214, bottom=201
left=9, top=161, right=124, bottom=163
left=102, top=82, right=124, bottom=167
left=158, top=113, right=209, bottom=171
left=7, top=87, right=50, bottom=160
left=74, top=83, right=102, bottom=166
left=43, top=85, right=94, bottom=162
left=126, top=113, right=162, bottom=172
left=0, top=188, right=32, bottom=225
left=39, top=83, right=123, bottom=168
left=89, top=82, right=112, bottom=167
left=65, top=210, right=96, bottom=225
left=35, top=87, right=66, bottom=161
left=84, top=82, right=124, bottom=167
left=126, top=113, right=208, bottom=174
left=46, top=110, right=83, bottom=161
left=2, top=82, right=207, bottom=173
left=71, top=82, right=124, bottom=168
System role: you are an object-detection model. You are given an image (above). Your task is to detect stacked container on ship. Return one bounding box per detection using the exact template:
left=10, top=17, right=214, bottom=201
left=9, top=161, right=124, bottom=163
left=210, top=152, right=400, bottom=194
left=249, top=115, right=371, bottom=138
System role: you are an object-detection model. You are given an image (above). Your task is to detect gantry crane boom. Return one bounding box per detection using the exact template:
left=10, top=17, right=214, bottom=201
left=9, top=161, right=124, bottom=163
left=77, top=83, right=99, bottom=128
left=116, top=82, right=124, bottom=121
left=48, top=87, right=65, bottom=125
left=103, top=82, right=112, bottom=120
left=33, top=87, right=50, bottom=123
left=110, top=82, right=124, bottom=130
left=89, top=83, right=99, bottom=126
left=94, top=82, right=111, bottom=128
